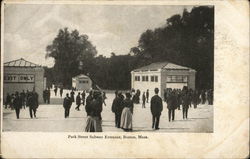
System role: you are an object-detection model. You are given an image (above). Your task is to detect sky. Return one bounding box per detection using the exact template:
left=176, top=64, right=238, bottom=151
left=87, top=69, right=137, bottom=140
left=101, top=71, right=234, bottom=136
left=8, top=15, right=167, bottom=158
left=4, top=4, right=193, bottom=67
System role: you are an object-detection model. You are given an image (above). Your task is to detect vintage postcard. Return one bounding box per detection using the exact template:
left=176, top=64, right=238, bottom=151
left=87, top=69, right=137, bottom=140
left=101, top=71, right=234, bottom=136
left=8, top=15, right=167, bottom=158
left=1, top=0, right=249, bottom=158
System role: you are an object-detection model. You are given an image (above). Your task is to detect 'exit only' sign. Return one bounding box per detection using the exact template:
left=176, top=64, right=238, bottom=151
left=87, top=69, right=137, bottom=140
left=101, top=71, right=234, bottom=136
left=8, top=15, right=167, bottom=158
left=4, top=74, right=35, bottom=83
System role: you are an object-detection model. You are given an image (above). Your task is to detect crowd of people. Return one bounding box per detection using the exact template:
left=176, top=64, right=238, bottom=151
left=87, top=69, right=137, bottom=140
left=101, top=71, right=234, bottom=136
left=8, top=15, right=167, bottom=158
left=4, top=86, right=213, bottom=132
left=4, top=90, right=39, bottom=119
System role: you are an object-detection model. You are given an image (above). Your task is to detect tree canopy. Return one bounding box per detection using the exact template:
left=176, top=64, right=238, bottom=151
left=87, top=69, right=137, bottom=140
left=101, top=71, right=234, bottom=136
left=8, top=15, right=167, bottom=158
left=45, top=6, right=214, bottom=90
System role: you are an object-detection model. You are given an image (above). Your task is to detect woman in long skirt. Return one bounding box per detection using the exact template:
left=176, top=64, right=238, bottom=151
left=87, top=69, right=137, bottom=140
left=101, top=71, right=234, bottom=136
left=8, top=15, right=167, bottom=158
left=85, top=91, right=102, bottom=132
left=120, top=92, right=134, bottom=131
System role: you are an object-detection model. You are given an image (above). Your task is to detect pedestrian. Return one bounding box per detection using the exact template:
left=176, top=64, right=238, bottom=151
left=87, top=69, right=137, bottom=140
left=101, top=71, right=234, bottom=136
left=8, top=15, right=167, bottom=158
left=70, top=89, right=75, bottom=103
left=47, top=88, right=51, bottom=104
left=120, top=92, right=134, bottom=131
left=150, top=88, right=163, bottom=130
left=85, top=91, right=93, bottom=116
left=75, top=92, right=81, bottom=111
left=192, top=90, right=199, bottom=109
left=81, top=90, right=86, bottom=105
left=201, top=90, right=206, bottom=104
left=13, top=92, right=22, bottom=119
left=102, top=91, right=107, bottom=106
left=142, top=92, right=146, bottom=108
left=85, top=91, right=103, bottom=132
left=10, top=94, right=15, bottom=110
left=20, top=90, right=26, bottom=109
left=27, top=92, right=36, bottom=118
left=54, top=86, right=58, bottom=96
left=177, top=90, right=182, bottom=110
left=43, top=89, right=47, bottom=103
left=146, top=89, right=149, bottom=103
left=63, top=93, right=72, bottom=118
left=5, top=93, right=11, bottom=109
left=167, top=90, right=177, bottom=122
left=182, top=90, right=190, bottom=119
left=60, top=87, right=63, bottom=98
left=111, top=91, right=124, bottom=128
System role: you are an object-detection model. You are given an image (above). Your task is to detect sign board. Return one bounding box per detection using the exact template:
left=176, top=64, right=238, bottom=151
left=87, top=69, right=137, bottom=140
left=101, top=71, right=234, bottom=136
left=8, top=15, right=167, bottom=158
left=4, top=74, right=35, bottom=83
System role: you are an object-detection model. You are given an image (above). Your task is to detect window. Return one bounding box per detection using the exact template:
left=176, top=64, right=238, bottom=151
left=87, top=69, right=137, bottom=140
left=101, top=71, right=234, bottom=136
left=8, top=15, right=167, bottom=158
left=155, top=76, right=158, bottom=82
left=142, top=76, right=145, bottom=81
left=79, top=80, right=88, bottom=84
left=145, top=76, right=148, bottom=81
left=167, top=75, right=188, bottom=83
left=151, top=76, right=154, bottom=82
left=135, top=76, right=140, bottom=81
left=150, top=76, right=158, bottom=82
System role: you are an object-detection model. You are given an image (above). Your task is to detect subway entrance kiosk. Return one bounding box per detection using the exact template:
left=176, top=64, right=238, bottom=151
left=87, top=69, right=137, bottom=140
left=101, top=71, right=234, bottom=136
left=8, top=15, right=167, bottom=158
left=3, top=58, right=45, bottom=103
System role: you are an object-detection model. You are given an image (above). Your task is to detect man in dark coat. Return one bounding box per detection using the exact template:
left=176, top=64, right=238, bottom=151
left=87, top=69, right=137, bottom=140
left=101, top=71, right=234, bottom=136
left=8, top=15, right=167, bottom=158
left=142, top=92, right=146, bottom=108
left=150, top=88, right=163, bottom=130
left=85, top=91, right=93, bottom=116
left=182, top=90, right=190, bottom=119
left=13, top=92, right=22, bottom=119
left=112, top=92, right=124, bottom=128
left=167, top=91, right=177, bottom=122
left=27, top=92, right=39, bottom=118
left=60, top=87, right=63, bottom=98
left=146, top=89, right=149, bottom=103
left=5, top=93, right=11, bottom=109
left=43, top=89, right=47, bottom=103
left=81, top=91, right=86, bottom=105
left=75, top=93, right=81, bottom=111
left=47, top=88, right=51, bottom=104
left=63, top=93, right=72, bottom=118
left=20, top=90, right=26, bottom=109
left=70, top=90, right=75, bottom=103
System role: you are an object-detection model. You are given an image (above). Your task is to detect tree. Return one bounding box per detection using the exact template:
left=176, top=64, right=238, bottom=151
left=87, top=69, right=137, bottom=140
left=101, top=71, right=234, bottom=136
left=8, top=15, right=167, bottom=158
left=45, top=28, right=97, bottom=88
left=132, top=6, right=214, bottom=90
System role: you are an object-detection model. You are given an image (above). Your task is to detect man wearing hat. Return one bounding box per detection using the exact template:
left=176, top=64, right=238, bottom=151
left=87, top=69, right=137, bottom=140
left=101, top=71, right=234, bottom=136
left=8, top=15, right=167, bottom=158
left=150, top=88, right=163, bottom=130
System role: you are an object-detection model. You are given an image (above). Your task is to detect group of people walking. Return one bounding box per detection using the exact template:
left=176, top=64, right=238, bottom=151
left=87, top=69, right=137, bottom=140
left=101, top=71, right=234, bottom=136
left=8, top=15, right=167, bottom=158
left=4, top=86, right=213, bottom=132
left=5, top=90, right=39, bottom=119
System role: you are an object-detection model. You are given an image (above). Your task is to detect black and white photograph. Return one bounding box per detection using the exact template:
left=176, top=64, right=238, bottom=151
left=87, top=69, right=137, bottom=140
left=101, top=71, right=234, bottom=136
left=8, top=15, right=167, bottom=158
left=1, top=0, right=249, bottom=158
left=2, top=4, right=214, bottom=133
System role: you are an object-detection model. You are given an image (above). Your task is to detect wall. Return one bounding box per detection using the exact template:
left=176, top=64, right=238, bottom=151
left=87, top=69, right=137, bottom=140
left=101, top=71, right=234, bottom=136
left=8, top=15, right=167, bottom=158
left=161, top=69, right=196, bottom=91
left=3, top=67, right=45, bottom=104
left=131, top=70, right=161, bottom=99
left=75, top=77, right=92, bottom=91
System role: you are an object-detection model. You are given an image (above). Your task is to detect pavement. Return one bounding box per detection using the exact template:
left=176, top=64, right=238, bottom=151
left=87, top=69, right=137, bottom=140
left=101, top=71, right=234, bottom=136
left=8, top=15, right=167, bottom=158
left=2, top=90, right=213, bottom=132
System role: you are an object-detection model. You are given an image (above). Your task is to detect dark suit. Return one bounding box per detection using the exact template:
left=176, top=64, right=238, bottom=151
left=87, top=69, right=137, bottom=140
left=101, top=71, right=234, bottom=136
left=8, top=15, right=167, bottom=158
left=85, top=95, right=93, bottom=116
left=167, top=94, right=177, bottom=122
left=182, top=94, right=189, bottom=119
left=75, top=95, right=81, bottom=110
left=112, top=96, right=124, bottom=128
left=150, top=95, right=163, bottom=129
left=63, top=97, right=72, bottom=118
left=13, top=96, right=22, bottom=119
left=27, top=93, right=38, bottom=118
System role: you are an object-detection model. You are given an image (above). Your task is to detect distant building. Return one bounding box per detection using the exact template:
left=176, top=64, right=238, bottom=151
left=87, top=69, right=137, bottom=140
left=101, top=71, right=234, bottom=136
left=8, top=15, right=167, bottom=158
left=3, top=58, right=45, bottom=103
left=72, top=74, right=92, bottom=91
left=131, top=62, right=196, bottom=97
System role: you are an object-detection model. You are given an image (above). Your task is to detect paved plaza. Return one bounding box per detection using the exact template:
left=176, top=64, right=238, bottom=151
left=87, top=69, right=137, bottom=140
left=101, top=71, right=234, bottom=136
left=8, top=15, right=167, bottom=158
left=3, top=90, right=213, bottom=132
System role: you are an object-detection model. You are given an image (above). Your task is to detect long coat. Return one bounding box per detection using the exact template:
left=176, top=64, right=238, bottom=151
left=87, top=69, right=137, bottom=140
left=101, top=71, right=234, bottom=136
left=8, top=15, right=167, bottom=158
left=150, top=95, right=163, bottom=116
left=63, top=97, right=72, bottom=109
left=13, top=96, right=22, bottom=109
left=167, top=94, right=177, bottom=110
left=182, top=94, right=190, bottom=109
left=27, top=94, right=38, bottom=109
left=76, top=95, right=81, bottom=105
left=111, top=96, right=124, bottom=114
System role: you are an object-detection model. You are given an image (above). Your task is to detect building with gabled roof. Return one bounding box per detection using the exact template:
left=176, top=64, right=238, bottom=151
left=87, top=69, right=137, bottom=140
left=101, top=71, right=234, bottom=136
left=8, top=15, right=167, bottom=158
left=131, top=61, right=196, bottom=97
left=3, top=58, right=45, bottom=103
left=72, top=74, right=92, bottom=91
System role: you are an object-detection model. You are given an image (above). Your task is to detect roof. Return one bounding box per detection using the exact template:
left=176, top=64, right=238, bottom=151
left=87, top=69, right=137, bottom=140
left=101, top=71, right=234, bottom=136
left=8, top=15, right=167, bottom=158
left=132, top=61, right=194, bottom=72
left=4, top=58, right=41, bottom=67
left=73, top=74, right=90, bottom=79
